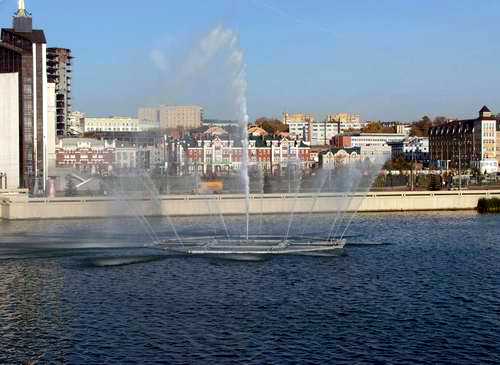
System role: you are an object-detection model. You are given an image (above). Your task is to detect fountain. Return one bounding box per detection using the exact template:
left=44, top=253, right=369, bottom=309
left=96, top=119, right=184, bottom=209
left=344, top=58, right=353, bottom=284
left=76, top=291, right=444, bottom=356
left=108, top=26, right=387, bottom=259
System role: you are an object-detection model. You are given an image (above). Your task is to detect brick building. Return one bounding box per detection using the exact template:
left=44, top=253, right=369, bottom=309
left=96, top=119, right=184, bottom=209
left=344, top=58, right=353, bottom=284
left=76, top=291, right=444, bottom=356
left=55, top=138, right=114, bottom=174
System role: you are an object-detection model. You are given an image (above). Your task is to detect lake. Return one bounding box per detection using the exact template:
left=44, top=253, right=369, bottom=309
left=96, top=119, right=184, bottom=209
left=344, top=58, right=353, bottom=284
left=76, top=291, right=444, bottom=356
left=0, top=212, right=498, bottom=364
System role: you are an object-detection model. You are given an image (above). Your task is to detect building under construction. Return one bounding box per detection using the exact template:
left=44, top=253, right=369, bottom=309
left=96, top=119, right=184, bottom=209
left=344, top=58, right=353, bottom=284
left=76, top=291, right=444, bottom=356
left=46, top=47, right=72, bottom=136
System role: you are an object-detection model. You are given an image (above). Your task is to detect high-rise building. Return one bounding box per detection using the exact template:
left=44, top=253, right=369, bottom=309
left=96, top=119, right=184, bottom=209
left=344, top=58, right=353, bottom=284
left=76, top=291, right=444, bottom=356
left=0, top=73, right=20, bottom=189
left=46, top=47, right=72, bottom=136
left=0, top=0, right=49, bottom=192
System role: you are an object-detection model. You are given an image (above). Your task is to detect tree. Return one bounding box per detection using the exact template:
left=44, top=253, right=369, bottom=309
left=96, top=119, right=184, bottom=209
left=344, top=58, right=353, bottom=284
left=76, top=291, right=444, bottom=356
left=362, top=121, right=383, bottom=133
left=384, top=156, right=411, bottom=171
left=410, top=116, right=433, bottom=137
left=410, top=115, right=448, bottom=137
left=361, top=122, right=396, bottom=134
left=428, top=174, right=441, bottom=191
left=255, top=117, right=288, bottom=134
left=64, top=176, right=78, bottom=197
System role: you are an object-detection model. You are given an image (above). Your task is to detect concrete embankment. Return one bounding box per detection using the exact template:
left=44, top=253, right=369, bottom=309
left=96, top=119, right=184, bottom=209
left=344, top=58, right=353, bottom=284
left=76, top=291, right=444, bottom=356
left=1, top=190, right=500, bottom=220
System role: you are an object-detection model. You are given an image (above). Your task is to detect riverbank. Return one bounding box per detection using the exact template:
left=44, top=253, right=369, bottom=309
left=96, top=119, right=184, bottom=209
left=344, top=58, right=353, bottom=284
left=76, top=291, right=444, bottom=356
left=2, top=190, right=500, bottom=220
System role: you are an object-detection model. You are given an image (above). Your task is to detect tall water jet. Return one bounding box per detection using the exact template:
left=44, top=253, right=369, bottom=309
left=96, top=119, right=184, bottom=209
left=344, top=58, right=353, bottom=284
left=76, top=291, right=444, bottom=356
left=226, top=28, right=250, bottom=242
left=155, top=25, right=251, bottom=241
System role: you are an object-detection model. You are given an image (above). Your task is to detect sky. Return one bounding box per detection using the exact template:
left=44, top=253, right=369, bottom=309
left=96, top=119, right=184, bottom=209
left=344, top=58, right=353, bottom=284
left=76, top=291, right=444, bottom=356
left=0, top=0, right=499, bottom=122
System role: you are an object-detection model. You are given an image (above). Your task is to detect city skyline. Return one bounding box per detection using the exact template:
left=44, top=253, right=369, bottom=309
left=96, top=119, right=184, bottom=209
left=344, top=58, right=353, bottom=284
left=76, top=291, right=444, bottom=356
left=0, top=0, right=499, bottom=122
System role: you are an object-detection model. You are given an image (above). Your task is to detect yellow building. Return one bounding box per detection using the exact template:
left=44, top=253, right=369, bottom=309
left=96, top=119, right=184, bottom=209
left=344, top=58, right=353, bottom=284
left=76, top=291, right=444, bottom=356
left=327, top=113, right=361, bottom=124
left=283, top=112, right=315, bottom=124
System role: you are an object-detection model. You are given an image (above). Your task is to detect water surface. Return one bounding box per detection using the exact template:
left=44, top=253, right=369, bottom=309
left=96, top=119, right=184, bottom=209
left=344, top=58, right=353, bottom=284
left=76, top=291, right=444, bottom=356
left=0, top=212, right=498, bottom=364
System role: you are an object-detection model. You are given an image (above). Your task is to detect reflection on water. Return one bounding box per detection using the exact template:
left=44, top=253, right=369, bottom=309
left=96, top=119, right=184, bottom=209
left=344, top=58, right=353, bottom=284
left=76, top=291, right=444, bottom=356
left=0, top=212, right=499, bottom=364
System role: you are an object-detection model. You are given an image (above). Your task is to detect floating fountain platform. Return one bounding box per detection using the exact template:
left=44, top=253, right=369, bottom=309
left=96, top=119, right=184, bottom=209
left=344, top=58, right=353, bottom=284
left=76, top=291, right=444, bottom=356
left=159, top=235, right=346, bottom=259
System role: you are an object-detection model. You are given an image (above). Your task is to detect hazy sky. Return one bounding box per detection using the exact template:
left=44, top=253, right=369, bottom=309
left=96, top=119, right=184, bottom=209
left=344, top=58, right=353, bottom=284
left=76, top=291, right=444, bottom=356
left=1, top=0, right=499, bottom=121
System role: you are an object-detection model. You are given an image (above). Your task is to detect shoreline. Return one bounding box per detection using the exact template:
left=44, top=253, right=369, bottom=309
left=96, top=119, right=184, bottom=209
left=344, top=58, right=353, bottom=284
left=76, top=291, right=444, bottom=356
left=1, top=190, right=499, bottom=221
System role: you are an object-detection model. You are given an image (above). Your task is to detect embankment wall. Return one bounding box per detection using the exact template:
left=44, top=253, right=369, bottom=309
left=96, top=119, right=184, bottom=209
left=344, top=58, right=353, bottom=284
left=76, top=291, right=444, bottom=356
left=1, top=190, right=499, bottom=220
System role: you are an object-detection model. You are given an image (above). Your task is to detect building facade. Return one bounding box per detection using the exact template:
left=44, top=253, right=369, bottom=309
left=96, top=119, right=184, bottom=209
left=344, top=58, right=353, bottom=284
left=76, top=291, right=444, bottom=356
left=84, top=116, right=159, bottom=133
left=319, top=148, right=361, bottom=169
left=332, top=133, right=406, bottom=148
left=114, top=142, right=137, bottom=170
left=55, top=138, right=114, bottom=174
left=283, top=112, right=315, bottom=142
left=46, top=47, right=72, bottom=136
left=429, top=106, right=498, bottom=173
left=0, top=1, right=49, bottom=192
left=311, top=121, right=338, bottom=146
left=139, top=105, right=203, bottom=130
left=183, top=137, right=313, bottom=175
left=389, top=137, right=430, bottom=162
left=0, top=72, right=20, bottom=189
left=327, top=113, right=363, bottom=133
left=67, top=110, right=85, bottom=135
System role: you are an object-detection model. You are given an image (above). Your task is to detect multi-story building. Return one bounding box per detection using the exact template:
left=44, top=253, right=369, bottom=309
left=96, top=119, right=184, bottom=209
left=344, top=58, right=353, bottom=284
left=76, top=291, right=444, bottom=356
left=202, top=119, right=239, bottom=128
left=319, top=148, right=361, bottom=169
left=138, top=107, right=160, bottom=124
left=497, top=121, right=500, bottom=168
left=55, top=138, right=115, bottom=174
left=0, top=0, right=51, bottom=192
left=67, top=111, right=85, bottom=135
left=139, top=105, right=203, bottom=129
left=184, top=137, right=313, bottom=175
left=310, top=121, right=338, bottom=146
left=283, top=112, right=315, bottom=142
left=55, top=139, right=162, bottom=173
left=0, top=73, right=20, bottom=189
left=114, top=142, right=137, bottom=169
left=389, top=137, right=430, bottom=162
left=327, top=113, right=363, bottom=133
left=83, top=116, right=159, bottom=133
left=429, top=106, right=498, bottom=173
left=332, top=133, right=406, bottom=149
left=46, top=47, right=72, bottom=136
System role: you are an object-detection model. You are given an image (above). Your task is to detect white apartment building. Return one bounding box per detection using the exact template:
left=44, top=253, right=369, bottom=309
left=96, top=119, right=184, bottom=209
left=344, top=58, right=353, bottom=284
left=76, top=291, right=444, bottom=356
left=310, top=121, right=338, bottom=146
left=283, top=112, right=315, bottom=142
left=350, top=133, right=407, bottom=148
left=84, top=117, right=159, bottom=133
left=0, top=73, right=20, bottom=190
left=359, top=144, right=392, bottom=161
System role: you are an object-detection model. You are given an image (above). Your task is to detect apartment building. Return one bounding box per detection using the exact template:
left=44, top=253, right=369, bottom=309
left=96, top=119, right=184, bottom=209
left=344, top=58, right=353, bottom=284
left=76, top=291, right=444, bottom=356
left=327, top=113, right=363, bottom=133
left=84, top=117, right=159, bottom=133
left=139, top=105, right=203, bottom=129
left=429, top=106, right=498, bottom=173
left=283, top=112, right=315, bottom=142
